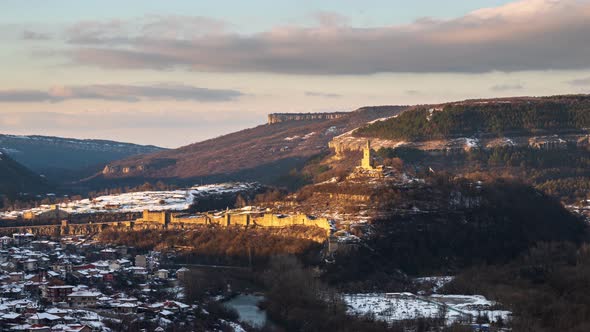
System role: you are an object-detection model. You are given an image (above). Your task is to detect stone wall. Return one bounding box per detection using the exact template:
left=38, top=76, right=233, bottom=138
left=137, top=210, right=169, bottom=224
left=0, top=221, right=133, bottom=237
left=0, top=210, right=331, bottom=238
left=149, top=210, right=331, bottom=236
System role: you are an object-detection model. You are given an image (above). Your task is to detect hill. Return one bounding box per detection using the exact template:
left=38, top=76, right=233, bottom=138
left=0, top=134, right=165, bottom=182
left=90, top=106, right=406, bottom=187
left=353, top=95, right=590, bottom=141
left=321, top=177, right=587, bottom=282
left=0, top=151, right=50, bottom=198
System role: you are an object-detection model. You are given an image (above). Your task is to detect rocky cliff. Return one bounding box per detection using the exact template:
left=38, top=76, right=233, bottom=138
left=268, top=112, right=348, bottom=124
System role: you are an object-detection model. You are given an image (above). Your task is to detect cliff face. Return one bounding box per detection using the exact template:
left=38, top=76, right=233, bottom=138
left=268, top=112, right=348, bottom=124
left=330, top=130, right=590, bottom=157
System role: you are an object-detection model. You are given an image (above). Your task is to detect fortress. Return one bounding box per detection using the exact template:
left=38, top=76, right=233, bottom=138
left=136, top=210, right=332, bottom=236
left=0, top=210, right=331, bottom=239
left=267, top=112, right=348, bottom=124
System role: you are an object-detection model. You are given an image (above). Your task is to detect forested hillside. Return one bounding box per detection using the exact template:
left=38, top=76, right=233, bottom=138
left=0, top=152, right=50, bottom=200
left=0, top=134, right=164, bottom=182
left=354, top=95, right=590, bottom=141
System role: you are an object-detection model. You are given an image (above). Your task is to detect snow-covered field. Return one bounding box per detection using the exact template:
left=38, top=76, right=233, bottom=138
left=344, top=292, right=510, bottom=325
left=0, top=182, right=258, bottom=219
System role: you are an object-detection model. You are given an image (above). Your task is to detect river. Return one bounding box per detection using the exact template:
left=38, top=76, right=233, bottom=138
left=223, top=294, right=267, bottom=327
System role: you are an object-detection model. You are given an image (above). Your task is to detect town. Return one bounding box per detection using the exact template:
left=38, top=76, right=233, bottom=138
left=0, top=230, right=197, bottom=331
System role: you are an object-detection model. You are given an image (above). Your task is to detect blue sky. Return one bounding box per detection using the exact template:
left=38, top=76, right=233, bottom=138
left=2, top=1, right=513, bottom=27
left=1, top=0, right=590, bottom=147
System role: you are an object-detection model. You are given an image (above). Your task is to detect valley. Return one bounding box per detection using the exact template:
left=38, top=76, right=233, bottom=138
left=2, top=95, right=590, bottom=331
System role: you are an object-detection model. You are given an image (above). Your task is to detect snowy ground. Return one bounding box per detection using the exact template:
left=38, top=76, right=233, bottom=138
left=415, top=276, right=454, bottom=293
left=344, top=292, right=510, bottom=325
left=0, top=182, right=258, bottom=219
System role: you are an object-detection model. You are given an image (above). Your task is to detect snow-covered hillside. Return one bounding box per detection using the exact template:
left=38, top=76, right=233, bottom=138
left=0, top=183, right=258, bottom=219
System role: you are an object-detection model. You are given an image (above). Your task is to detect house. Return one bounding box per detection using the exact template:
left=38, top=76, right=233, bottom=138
left=24, top=259, right=38, bottom=272
left=50, top=325, right=92, bottom=332
left=27, top=313, right=63, bottom=326
left=67, top=291, right=101, bottom=308
left=1, top=312, right=22, bottom=324
left=0, top=236, right=12, bottom=248
left=13, top=233, right=34, bottom=246
left=45, top=308, right=68, bottom=318
left=10, top=272, right=25, bottom=282
left=176, top=268, right=189, bottom=282
left=111, top=303, right=137, bottom=314
left=44, top=286, right=74, bottom=303
left=99, top=249, right=117, bottom=260
left=135, top=255, right=147, bottom=268
left=154, top=269, right=169, bottom=280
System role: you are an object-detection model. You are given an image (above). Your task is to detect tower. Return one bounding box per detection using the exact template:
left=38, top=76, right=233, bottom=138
left=361, top=140, right=374, bottom=170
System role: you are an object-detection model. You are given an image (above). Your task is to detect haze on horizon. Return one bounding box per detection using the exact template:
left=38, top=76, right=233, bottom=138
left=2, top=0, right=590, bottom=148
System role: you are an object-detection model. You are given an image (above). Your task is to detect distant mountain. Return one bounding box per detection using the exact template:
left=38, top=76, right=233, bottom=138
left=0, top=151, right=49, bottom=197
left=91, top=106, right=406, bottom=186
left=0, top=135, right=165, bottom=182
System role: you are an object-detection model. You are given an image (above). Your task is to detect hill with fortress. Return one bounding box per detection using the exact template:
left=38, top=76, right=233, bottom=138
left=89, top=106, right=405, bottom=188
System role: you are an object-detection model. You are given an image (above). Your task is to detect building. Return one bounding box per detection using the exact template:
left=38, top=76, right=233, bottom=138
left=135, top=255, right=147, bottom=268
left=361, top=140, right=375, bottom=170
left=0, top=236, right=12, bottom=248
left=24, top=259, right=38, bottom=272
left=44, top=285, right=75, bottom=303
left=155, top=269, right=169, bottom=280
left=528, top=136, right=568, bottom=150
left=176, top=267, right=189, bottom=282
left=67, top=291, right=101, bottom=308
left=13, top=233, right=34, bottom=246
left=9, top=272, right=24, bottom=282
left=23, top=205, right=69, bottom=222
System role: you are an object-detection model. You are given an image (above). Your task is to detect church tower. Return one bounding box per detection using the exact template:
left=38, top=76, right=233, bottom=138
left=361, top=140, right=374, bottom=170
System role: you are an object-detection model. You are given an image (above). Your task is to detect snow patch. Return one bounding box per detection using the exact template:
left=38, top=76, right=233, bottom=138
left=0, top=182, right=258, bottom=219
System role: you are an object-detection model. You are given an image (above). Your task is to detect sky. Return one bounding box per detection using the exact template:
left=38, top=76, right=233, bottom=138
left=1, top=0, right=590, bottom=148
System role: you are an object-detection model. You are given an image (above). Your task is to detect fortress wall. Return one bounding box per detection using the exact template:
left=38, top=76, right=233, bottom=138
left=227, top=214, right=250, bottom=226
left=170, top=214, right=210, bottom=225
left=328, top=193, right=372, bottom=202
left=251, top=214, right=331, bottom=235
left=0, top=221, right=134, bottom=237
left=137, top=210, right=168, bottom=224
left=139, top=210, right=331, bottom=235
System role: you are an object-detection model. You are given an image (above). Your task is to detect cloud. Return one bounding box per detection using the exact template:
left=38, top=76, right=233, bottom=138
left=0, top=90, right=56, bottom=102
left=44, top=0, right=590, bottom=75
left=0, top=84, right=243, bottom=103
left=22, top=30, right=51, bottom=40
left=490, top=83, right=524, bottom=92
left=304, top=91, right=342, bottom=98
left=567, top=77, right=590, bottom=86
left=64, top=15, right=228, bottom=45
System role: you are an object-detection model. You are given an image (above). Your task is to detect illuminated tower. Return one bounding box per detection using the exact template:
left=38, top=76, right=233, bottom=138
left=361, top=140, right=374, bottom=170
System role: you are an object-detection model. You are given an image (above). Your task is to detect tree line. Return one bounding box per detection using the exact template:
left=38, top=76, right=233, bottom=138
left=355, top=97, right=590, bottom=141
